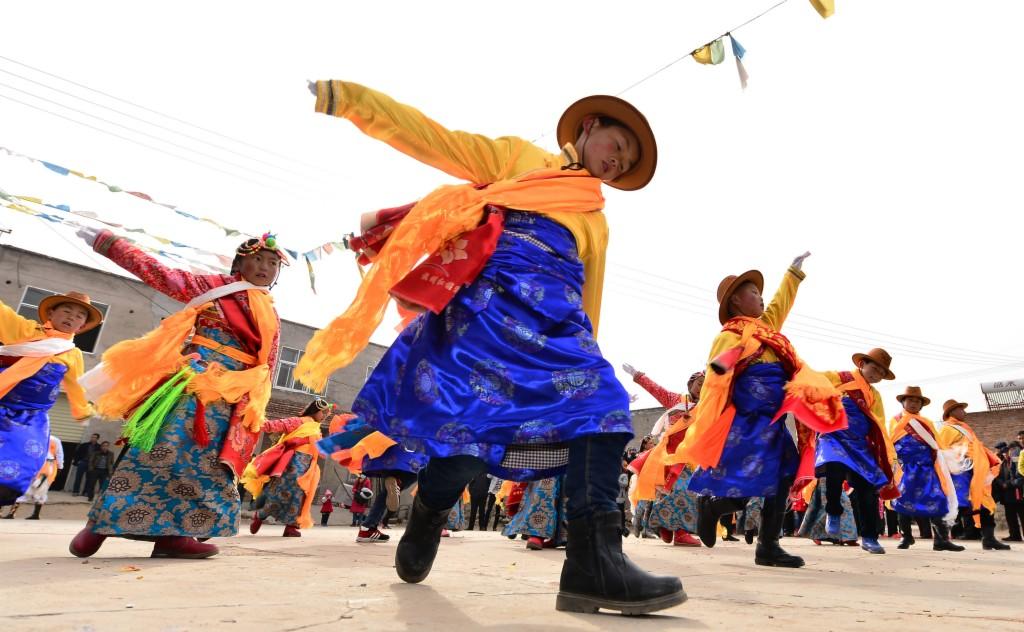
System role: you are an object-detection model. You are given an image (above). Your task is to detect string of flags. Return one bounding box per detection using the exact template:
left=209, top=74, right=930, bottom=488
left=690, top=0, right=834, bottom=89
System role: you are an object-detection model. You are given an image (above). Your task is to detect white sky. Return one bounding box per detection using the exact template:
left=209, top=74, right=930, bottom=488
left=2, top=0, right=1022, bottom=423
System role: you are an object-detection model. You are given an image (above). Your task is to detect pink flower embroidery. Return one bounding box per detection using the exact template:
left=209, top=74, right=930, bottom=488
left=439, top=239, right=468, bottom=265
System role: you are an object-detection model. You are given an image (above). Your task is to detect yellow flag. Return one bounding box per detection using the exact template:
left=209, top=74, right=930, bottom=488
left=692, top=39, right=726, bottom=65
left=810, top=0, right=835, bottom=18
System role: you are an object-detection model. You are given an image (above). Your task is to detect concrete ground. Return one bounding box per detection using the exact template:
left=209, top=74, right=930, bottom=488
left=1, top=501, right=1022, bottom=632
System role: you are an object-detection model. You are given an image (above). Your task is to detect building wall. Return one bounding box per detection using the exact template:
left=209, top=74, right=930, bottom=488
left=965, top=409, right=1024, bottom=447
left=1, top=246, right=387, bottom=492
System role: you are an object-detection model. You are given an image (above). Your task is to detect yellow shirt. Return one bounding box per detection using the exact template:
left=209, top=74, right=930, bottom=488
left=700, top=267, right=805, bottom=376
left=314, top=81, right=609, bottom=335
left=0, top=300, right=91, bottom=419
left=823, top=369, right=886, bottom=424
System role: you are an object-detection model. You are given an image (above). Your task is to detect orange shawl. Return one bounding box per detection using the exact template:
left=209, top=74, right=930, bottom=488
left=296, top=169, right=604, bottom=391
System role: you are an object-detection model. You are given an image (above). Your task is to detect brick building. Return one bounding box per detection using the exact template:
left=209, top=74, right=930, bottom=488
left=0, top=245, right=386, bottom=495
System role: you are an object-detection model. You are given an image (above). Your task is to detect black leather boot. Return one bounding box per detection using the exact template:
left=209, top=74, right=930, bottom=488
left=932, top=521, right=965, bottom=552
left=696, top=495, right=748, bottom=548
left=395, top=496, right=450, bottom=583
left=754, top=496, right=805, bottom=568
left=556, top=511, right=685, bottom=615
left=982, top=525, right=1011, bottom=550
left=25, top=504, right=42, bottom=520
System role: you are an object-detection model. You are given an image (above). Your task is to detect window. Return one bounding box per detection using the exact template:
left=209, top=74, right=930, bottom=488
left=274, top=346, right=326, bottom=395
left=16, top=286, right=109, bottom=354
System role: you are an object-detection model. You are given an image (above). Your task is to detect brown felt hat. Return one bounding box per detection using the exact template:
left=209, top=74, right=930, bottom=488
left=942, top=399, right=968, bottom=420
left=715, top=270, right=763, bottom=325
left=852, top=348, right=896, bottom=380
left=38, top=291, right=103, bottom=333
left=896, top=385, right=931, bottom=407
left=557, top=95, right=657, bottom=191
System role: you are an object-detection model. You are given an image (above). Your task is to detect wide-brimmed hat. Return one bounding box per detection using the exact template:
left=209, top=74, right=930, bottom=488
left=896, top=385, right=931, bottom=406
left=715, top=270, right=763, bottom=325
left=942, top=398, right=968, bottom=420
left=852, top=348, right=896, bottom=380
left=556, top=95, right=657, bottom=191
left=38, top=291, right=103, bottom=333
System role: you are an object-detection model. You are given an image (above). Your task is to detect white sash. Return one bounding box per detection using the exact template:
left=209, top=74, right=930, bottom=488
left=185, top=280, right=264, bottom=309
left=0, top=338, right=75, bottom=357
left=651, top=401, right=694, bottom=438
left=908, top=418, right=959, bottom=525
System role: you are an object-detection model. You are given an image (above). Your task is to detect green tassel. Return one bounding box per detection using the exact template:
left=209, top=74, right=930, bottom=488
left=123, top=367, right=195, bottom=452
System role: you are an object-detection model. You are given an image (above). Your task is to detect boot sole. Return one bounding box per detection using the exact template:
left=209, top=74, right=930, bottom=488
left=754, top=558, right=805, bottom=568
left=555, top=588, right=687, bottom=615
left=151, top=549, right=218, bottom=559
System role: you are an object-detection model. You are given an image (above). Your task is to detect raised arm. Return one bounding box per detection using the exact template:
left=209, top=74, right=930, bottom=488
left=0, top=299, right=41, bottom=343
left=262, top=417, right=305, bottom=435
left=91, top=229, right=211, bottom=303
left=761, top=266, right=805, bottom=331
left=624, top=366, right=684, bottom=409
left=313, top=80, right=549, bottom=184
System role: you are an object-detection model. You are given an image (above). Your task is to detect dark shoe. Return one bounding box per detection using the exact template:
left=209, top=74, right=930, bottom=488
left=932, top=522, right=964, bottom=552
left=897, top=536, right=914, bottom=549
left=356, top=527, right=390, bottom=543
left=1001, top=536, right=1023, bottom=542
left=754, top=541, right=805, bottom=568
left=283, top=525, right=301, bottom=537
left=696, top=496, right=746, bottom=548
left=395, top=496, right=449, bottom=583
left=151, top=536, right=219, bottom=559
left=744, top=529, right=755, bottom=545
left=26, top=504, right=42, bottom=520
left=723, top=534, right=740, bottom=542
left=249, top=513, right=263, bottom=535
left=69, top=525, right=107, bottom=558
left=556, top=511, right=686, bottom=615
left=982, top=526, right=1011, bottom=550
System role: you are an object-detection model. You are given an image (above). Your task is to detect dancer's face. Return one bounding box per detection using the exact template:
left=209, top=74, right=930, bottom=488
left=575, top=118, right=640, bottom=184
left=947, top=406, right=966, bottom=422
left=238, top=250, right=282, bottom=286
left=688, top=374, right=705, bottom=399
left=729, top=282, right=764, bottom=319
left=901, top=397, right=923, bottom=414
left=47, top=303, right=90, bottom=334
left=859, top=360, right=887, bottom=384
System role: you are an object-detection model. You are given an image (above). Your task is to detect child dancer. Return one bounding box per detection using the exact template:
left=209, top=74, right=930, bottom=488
left=70, top=228, right=284, bottom=559
left=302, top=80, right=682, bottom=614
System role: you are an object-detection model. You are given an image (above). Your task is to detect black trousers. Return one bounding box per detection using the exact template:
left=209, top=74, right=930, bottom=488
left=84, top=470, right=109, bottom=501
left=885, top=507, right=899, bottom=536
left=320, top=512, right=330, bottom=526
left=481, top=492, right=499, bottom=530
left=898, top=513, right=942, bottom=539
left=71, top=462, right=89, bottom=494
left=823, top=462, right=880, bottom=539
left=467, top=494, right=488, bottom=530
left=1003, top=502, right=1024, bottom=539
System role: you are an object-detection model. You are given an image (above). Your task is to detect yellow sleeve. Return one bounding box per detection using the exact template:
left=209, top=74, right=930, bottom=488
left=937, top=424, right=963, bottom=451
left=59, top=349, right=92, bottom=420
left=0, top=299, right=41, bottom=343
left=761, top=266, right=805, bottom=330
left=823, top=370, right=842, bottom=387
left=576, top=213, right=608, bottom=338
left=1018, top=451, right=1024, bottom=477
left=315, top=80, right=545, bottom=183
left=869, top=387, right=886, bottom=426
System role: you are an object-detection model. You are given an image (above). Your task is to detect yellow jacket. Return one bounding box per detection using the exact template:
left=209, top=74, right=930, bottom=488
left=0, top=300, right=91, bottom=419
left=938, top=419, right=998, bottom=520
left=314, top=81, right=609, bottom=335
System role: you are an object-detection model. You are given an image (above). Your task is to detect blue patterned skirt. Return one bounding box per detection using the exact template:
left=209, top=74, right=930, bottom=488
left=447, top=497, right=467, bottom=530
left=951, top=471, right=972, bottom=508
left=354, top=212, right=632, bottom=481
left=258, top=452, right=312, bottom=525
left=88, top=326, right=247, bottom=538
left=648, top=466, right=699, bottom=533
left=502, top=476, right=566, bottom=540
left=688, top=362, right=796, bottom=498
left=0, top=362, right=66, bottom=503
left=892, top=435, right=948, bottom=518
left=815, top=396, right=887, bottom=488
left=798, top=479, right=858, bottom=542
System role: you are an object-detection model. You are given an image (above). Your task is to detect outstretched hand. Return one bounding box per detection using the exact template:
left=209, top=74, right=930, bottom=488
left=622, top=363, right=637, bottom=377
left=307, top=80, right=317, bottom=96
left=791, top=251, right=811, bottom=271
left=76, top=226, right=100, bottom=247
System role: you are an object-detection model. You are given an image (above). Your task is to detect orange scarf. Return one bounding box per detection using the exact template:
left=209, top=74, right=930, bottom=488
left=943, top=420, right=999, bottom=522
left=0, top=324, right=73, bottom=401
left=296, top=169, right=604, bottom=391
left=95, top=290, right=278, bottom=432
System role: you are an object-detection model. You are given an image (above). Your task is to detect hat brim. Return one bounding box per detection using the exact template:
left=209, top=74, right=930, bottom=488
left=38, top=295, right=103, bottom=334
left=852, top=353, right=896, bottom=380
left=556, top=95, right=657, bottom=191
left=718, top=270, right=764, bottom=325
left=942, top=401, right=968, bottom=420
left=896, top=394, right=932, bottom=406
